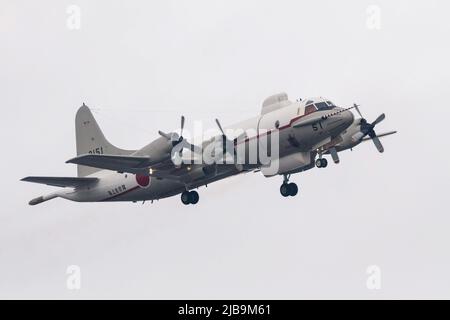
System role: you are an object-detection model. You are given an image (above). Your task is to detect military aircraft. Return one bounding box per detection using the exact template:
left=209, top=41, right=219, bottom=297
left=22, top=93, right=396, bottom=205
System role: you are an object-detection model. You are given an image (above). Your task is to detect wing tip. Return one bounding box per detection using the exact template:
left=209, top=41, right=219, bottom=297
left=66, top=156, right=81, bottom=164
left=28, top=193, right=59, bottom=206
left=28, top=196, right=45, bottom=206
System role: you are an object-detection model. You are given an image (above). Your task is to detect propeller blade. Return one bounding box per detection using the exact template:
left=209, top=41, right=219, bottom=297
left=353, top=103, right=363, bottom=118
left=158, top=130, right=172, bottom=140
left=371, top=135, right=384, bottom=153
left=180, top=115, right=185, bottom=137
left=372, top=113, right=385, bottom=126
left=215, top=118, right=226, bottom=136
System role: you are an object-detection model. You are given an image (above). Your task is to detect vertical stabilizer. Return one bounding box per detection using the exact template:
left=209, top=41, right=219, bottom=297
left=75, top=104, right=136, bottom=177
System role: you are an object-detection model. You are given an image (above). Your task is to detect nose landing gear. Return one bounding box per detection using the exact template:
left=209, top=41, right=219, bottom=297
left=280, top=174, right=298, bottom=197
left=181, top=190, right=199, bottom=205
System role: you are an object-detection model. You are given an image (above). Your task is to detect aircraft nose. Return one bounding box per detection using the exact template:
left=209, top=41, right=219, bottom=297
left=322, top=109, right=354, bottom=133
left=343, top=109, right=354, bottom=127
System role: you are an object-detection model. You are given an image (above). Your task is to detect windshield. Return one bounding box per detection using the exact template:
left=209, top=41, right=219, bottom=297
left=326, top=100, right=337, bottom=107
left=315, top=102, right=333, bottom=111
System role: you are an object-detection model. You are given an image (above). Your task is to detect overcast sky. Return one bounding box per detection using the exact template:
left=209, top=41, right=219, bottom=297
left=1, top=0, right=450, bottom=299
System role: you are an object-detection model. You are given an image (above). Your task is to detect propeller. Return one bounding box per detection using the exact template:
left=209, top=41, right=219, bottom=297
left=215, top=118, right=246, bottom=143
left=352, top=104, right=386, bottom=153
left=214, top=118, right=247, bottom=166
left=215, top=118, right=230, bottom=156
left=158, top=115, right=185, bottom=146
left=158, top=116, right=202, bottom=154
left=215, top=118, right=225, bottom=137
left=353, top=103, right=363, bottom=118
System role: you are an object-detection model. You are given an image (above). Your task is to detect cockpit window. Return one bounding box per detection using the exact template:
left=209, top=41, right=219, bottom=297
left=315, top=102, right=332, bottom=111
left=305, top=104, right=316, bottom=115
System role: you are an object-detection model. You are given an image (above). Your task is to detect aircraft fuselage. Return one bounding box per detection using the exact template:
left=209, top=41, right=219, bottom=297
left=57, top=99, right=354, bottom=203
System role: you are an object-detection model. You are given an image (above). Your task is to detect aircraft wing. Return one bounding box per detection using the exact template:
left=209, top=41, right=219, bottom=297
left=66, top=154, right=156, bottom=174
left=21, top=176, right=98, bottom=188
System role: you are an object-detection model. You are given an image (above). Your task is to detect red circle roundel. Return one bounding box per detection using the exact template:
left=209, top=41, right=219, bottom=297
left=136, top=174, right=150, bottom=188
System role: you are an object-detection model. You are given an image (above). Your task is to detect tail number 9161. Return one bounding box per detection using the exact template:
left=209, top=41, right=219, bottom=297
left=88, top=147, right=104, bottom=155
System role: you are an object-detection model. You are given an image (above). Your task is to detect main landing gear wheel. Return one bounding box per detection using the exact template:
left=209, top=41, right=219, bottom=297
left=315, top=158, right=328, bottom=168
left=181, top=190, right=199, bottom=205
left=289, top=183, right=298, bottom=196
left=190, top=191, right=199, bottom=204
left=280, top=183, right=298, bottom=197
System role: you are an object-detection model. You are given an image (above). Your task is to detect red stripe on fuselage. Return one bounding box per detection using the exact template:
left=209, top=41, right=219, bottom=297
left=235, top=114, right=306, bottom=145
left=101, top=113, right=312, bottom=202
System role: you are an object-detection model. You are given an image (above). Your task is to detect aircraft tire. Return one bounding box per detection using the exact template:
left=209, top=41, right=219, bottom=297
left=315, top=159, right=322, bottom=168
left=288, top=183, right=298, bottom=196
left=181, top=191, right=191, bottom=205
left=189, top=191, right=199, bottom=205
left=280, top=183, right=291, bottom=197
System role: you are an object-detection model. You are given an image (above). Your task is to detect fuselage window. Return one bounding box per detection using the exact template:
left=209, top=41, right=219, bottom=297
left=275, top=120, right=280, bottom=129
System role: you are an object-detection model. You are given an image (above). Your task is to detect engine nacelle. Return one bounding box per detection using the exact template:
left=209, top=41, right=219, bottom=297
left=136, top=136, right=173, bottom=163
left=261, top=152, right=312, bottom=177
left=334, top=121, right=363, bottom=152
left=187, top=165, right=217, bottom=181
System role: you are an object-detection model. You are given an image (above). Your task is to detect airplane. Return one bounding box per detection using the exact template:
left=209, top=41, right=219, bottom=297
left=21, top=93, right=396, bottom=206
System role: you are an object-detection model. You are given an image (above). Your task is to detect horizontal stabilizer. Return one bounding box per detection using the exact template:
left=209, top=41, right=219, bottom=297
left=21, top=176, right=98, bottom=188
left=66, top=154, right=154, bottom=174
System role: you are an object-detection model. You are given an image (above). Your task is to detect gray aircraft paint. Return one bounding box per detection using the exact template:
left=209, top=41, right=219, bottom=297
left=22, top=94, right=372, bottom=204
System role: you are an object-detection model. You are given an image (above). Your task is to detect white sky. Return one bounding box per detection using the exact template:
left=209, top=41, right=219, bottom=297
left=1, top=0, right=450, bottom=299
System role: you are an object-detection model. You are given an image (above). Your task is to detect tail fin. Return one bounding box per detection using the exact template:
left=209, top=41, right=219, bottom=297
left=75, top=104, right=136, bottom=177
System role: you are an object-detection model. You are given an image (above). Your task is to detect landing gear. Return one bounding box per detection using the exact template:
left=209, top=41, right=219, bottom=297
left=289, top=183, right=298, bottom=196
left=280, top=183, right=298, bottom=197
left=280, top=183, right=290, bottom=197
left=181, top=190, right=199, bottom=205
left=181, top=191, right=190, bottom=205
left=315, top=158, right=328, bottom=168
left=190, top=191, right=199, bottom=204
left=280, top=175, right=299, bottom=197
